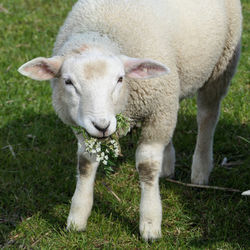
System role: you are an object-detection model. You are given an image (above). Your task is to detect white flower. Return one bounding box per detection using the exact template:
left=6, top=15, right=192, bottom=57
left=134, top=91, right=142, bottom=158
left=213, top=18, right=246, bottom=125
left=114, top=149, right=119, bottom=157
left=72, top=114, right=130, bottom=172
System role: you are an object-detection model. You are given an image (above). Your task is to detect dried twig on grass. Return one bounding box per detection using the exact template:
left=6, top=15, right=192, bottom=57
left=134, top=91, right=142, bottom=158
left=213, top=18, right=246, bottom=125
left=237, top=136, right=250, bottom=144
left=2, top=144, right=16, bottom=158
left=221, top=157, right=244, bottom=167
left=165, top=178, right=242, bottom=193
left=102, top=181, right=121, bottom=202
left=0, top=4, right=8, bottom=13
left=31, top=232, right=49, bottom=247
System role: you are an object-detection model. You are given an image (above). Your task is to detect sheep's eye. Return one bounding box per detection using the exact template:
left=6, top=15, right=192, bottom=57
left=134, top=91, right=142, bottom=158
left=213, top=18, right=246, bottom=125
left=117, top=77, right=123, bottom=83
left=65, top=79, right=73, bottom=85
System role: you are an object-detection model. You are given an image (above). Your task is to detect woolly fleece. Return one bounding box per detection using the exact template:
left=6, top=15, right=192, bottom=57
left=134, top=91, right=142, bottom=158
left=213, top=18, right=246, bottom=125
left=53, top=0, right=242, bottom=143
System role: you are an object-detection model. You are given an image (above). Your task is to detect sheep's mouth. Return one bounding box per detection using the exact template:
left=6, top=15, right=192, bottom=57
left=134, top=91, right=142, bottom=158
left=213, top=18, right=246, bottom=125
left=72, top=126, right=113, bottom=139
left=88, top=128, right=114, bottom=139
left=92, top=134, right=110, bottom=139
left=73, top=113, right=130, bottom=139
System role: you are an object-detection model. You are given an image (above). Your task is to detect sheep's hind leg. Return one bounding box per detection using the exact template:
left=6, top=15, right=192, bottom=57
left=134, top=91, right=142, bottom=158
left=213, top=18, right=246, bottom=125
left=160, top=140, right=175, bottom=178
left=191, top=42, right=241, bottom=185
left=136, top=142, right=165, bottom=241
left=67, top=145, right=98, bottom=231
left=191, top=88, right=222, bottom=185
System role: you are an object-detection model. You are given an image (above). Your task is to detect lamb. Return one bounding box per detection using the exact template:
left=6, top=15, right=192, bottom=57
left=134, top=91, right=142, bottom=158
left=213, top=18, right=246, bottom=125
left=18, top=0, right=242, bottom=241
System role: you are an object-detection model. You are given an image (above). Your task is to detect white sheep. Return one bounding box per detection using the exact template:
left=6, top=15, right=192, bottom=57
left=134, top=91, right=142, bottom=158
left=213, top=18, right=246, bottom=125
left=18, top=0, right=242, bottom=241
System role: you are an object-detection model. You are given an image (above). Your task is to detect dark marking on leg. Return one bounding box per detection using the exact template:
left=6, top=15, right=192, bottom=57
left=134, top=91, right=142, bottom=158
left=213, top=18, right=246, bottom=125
left=78, top=156, right=92, bottom=177
left=138, top=162, right=158, bottom=186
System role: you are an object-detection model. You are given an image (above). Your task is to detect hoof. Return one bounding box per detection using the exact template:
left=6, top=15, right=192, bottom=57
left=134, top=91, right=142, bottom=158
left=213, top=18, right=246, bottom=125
left=140, top=220, right=162, bottom=241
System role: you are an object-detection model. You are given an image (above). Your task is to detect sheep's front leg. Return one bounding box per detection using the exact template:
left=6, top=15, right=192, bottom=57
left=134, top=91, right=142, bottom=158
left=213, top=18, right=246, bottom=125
left=136, top=142, right=165, bottom=241
left=67, top=144, right=98, bottom=231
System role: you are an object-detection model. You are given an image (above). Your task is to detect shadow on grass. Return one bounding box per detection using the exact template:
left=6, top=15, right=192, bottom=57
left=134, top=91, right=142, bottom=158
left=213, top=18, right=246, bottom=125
left=160, top=181, right=250, bottom=248
left=0, top=111, right=138, bottom=244
left=0, top=110, right=249, bottom=247
left=160, top=111, right=250, bottom=248
left=0, top=112, right=76, bottom=244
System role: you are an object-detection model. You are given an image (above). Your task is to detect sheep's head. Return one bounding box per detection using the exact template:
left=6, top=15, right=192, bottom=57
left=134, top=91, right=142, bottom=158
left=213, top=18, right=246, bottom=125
left=18, top=51, right=169, bottom=138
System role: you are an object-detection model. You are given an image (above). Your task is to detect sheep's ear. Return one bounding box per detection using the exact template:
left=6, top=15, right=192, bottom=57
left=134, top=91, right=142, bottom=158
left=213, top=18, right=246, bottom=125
left=18, top=56, right=63, bottom=81
left=120, top=55, right=170, bottom=79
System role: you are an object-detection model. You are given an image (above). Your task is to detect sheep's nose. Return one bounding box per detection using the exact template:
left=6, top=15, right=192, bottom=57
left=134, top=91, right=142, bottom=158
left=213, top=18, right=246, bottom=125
left=92, top=121, right=110, bottom=134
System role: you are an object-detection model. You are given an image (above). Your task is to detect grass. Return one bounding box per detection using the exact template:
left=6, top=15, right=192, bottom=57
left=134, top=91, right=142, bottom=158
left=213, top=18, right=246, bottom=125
left=0, top=0, right=249, bottom=248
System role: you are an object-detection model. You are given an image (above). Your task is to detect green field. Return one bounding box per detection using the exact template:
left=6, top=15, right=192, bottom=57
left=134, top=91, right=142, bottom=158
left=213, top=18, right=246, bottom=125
left=0, top=0, right=249, bottom=249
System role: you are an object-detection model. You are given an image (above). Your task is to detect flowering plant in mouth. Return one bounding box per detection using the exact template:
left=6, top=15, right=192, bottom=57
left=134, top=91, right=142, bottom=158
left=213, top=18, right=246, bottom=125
left=72, top=114, right=130, bottom=175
